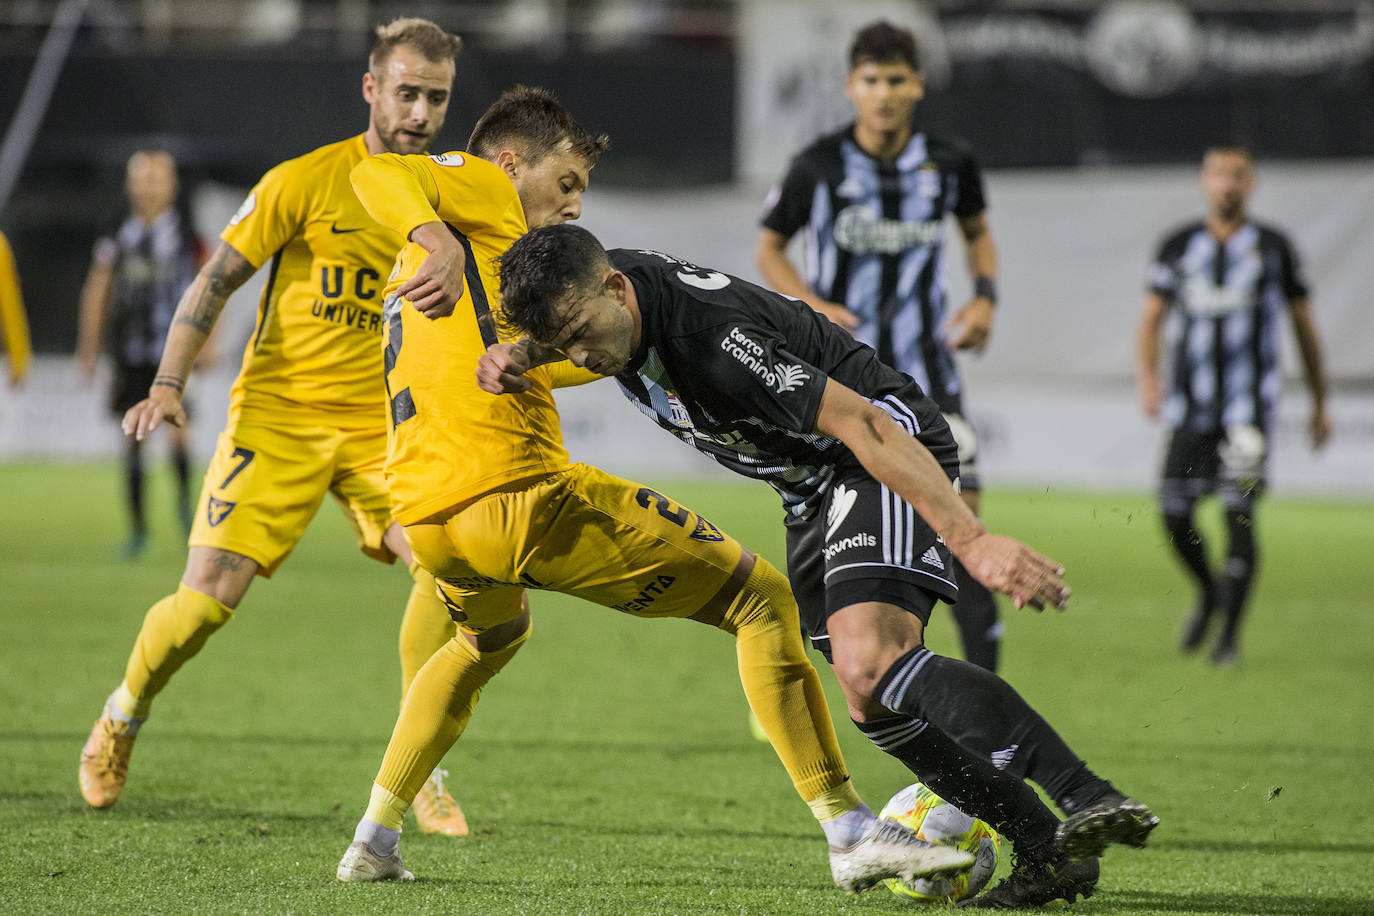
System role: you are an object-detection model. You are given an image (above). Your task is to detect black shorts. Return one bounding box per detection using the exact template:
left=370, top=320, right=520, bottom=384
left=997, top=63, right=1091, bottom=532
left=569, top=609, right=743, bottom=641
left=111, top=363, right=157, bottom=416
left=785, top=472, right=959, bottom=664
left=1160, top=426, right=1267, bottom=514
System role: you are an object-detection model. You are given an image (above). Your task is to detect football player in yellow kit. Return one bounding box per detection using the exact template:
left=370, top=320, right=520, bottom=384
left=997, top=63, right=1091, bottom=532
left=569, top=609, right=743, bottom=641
left=78, top=17, right=469, bottom=837
left=333, top=86, right=975, bottom=895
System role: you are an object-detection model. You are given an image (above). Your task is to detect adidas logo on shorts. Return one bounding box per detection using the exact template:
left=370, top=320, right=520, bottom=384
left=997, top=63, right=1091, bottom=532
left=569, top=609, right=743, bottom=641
left=920, top=545, right=944, bottom=570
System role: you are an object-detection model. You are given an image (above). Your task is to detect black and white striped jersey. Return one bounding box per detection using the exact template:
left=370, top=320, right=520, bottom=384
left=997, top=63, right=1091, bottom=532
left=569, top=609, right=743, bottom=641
left=760, top=125, right=986, bottom=412
left=607, top=248, right=957, bottom=522
left=1147, top=220, right=1308, bottom=433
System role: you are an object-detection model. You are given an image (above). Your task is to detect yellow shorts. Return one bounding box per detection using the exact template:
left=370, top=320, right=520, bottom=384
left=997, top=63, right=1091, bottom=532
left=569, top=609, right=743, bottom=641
left=405, top=463, right=744, bottom=635
left=188, top=416, right=395, bottom=577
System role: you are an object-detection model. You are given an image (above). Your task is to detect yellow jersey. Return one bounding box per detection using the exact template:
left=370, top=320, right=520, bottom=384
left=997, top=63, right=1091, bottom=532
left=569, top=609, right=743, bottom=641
left=350, top=151, right=571, bottom=525
left=0, top=230, right=31, bottom=384
left=221, top=134, right=402, bottom=425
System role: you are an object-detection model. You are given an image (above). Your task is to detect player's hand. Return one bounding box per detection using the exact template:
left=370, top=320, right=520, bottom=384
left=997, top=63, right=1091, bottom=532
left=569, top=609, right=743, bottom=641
left=812, top=300, right=860, bottom=333
left=1310, top=406, right=1332, bottom=450
left=956, top=532, right=1070, bottom=612
left=944, top=298, right=994, bottom=353
left=476, top=341, right=535, bottom=395
left=1137, top=376, right=1162, bottom=419
left=398, top=228, right=465, bottom=320
left=122, top=386, right=186, bottom=442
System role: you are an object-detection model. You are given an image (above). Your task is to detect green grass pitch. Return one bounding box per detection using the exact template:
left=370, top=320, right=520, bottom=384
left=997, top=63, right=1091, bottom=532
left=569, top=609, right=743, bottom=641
left=1, top=461, right=1370, bottom=915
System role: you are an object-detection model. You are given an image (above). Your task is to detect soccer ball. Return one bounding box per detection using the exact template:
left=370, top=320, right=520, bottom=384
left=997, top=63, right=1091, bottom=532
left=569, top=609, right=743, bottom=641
left=879, top=782, right=1001, bottom=902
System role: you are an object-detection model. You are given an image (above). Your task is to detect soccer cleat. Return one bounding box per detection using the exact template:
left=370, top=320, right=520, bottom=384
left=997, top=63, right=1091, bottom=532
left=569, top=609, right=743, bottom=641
left=829, top=818, right=975, bottom=895
left=336, top=841, right=415, bottom=882
left=413, top=768, right=469, bottom=836
left=79, top=714, right=136, bottom=809
left=958, top=852, right=1099, bottom=909
left=1056, top=792, right=1159, bottom=861
left=1210, top=640, right=1239, bottom=666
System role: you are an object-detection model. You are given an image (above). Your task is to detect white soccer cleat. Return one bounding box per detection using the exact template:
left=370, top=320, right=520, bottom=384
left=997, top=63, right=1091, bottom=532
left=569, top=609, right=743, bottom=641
left=336, top=841, right=415, bottom=882
left=830, top=818, right=976, bottom=895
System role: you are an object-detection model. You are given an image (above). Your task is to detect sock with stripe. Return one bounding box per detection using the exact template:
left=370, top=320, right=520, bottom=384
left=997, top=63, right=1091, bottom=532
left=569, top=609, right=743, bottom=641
left=855, top=715, right=1059, bottom=860
left=873, top=644, right=1114, bottom=815
left=1216, top=505, right=1258, bottom=649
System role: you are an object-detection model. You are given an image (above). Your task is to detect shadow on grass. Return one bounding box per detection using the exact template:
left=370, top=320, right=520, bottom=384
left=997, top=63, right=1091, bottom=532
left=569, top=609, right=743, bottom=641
left=1106, top=890, right=1374, bottom=915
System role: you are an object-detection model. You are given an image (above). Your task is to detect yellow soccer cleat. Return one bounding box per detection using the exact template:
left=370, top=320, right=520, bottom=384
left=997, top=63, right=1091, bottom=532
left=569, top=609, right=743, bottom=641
left=79, top=714, right=136, bottom=809
left=413, top=767, right=469, bottom=836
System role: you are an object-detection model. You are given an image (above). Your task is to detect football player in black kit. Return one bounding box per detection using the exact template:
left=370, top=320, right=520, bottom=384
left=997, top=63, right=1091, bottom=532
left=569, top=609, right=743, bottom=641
left=479, top=224, right=1161, bottom=909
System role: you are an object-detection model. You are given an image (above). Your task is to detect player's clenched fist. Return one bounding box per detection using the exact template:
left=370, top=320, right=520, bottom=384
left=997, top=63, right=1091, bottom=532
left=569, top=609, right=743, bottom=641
left=476, top=341, right=535, bottom=394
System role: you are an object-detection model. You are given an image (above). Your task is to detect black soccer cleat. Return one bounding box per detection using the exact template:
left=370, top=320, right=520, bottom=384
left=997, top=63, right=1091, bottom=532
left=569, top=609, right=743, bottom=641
left=1056, top=792, right=1159, bottom=861
left=958, top=853, right=1099, bottom=909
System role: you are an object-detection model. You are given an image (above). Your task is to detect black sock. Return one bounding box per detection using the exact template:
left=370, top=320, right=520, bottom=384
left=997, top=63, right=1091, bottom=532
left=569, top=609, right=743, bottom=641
left=172, top=445, right=193, bottom=529
left=855, top=715, right=1059, bottom=860
left=1218, top=506, right=1258, bottom=646
left=1164, top=511, right=1214, bottom=602
left=873, top=645, right=1113, bottom=814
left=951, top=560, right=1001, bottom=672
left=125, top=441, right=146, bottom=537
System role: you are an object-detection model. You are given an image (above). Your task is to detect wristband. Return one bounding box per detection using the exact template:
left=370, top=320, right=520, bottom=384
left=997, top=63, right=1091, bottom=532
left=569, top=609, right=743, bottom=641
left=974, top=275, right=997, bottom=305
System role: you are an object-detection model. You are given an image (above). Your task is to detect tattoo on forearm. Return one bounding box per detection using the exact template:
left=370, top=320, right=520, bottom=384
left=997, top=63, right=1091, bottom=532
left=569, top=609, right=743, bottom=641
left=153, top=375, right=185, bottom=394
left=174, top=246, right=256, bottom=335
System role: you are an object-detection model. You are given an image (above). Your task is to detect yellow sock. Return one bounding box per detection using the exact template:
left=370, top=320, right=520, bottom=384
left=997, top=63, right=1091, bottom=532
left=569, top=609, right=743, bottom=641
left=364, top=783, right=411, bottom=832
left=121, top=583, right=234, bottom=717
left=807, top=780, right=864, bottom=823
left=398, top=563, right=457, bottom=698
left=718, top=557, right=850, bottom=805
left=374, top=623, right=531, bottom=807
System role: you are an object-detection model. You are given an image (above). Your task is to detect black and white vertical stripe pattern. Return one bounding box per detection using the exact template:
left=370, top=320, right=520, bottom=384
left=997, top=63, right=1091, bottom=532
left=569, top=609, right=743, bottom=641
left=856, top=715, right=930, bottom=752
left=875, top=395, right=923, bottom=567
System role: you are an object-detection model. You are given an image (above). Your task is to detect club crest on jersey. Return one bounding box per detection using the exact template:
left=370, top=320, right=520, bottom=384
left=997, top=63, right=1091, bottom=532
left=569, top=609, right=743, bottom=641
left=206, top=497, right=236, bottom=527
left=228, top=192, right=256, bottom=226
left=690, top=515, right=725, bottom=542
left=666, top=392, right=693, bottom=429
left=428, top=152, right=466, bottom=167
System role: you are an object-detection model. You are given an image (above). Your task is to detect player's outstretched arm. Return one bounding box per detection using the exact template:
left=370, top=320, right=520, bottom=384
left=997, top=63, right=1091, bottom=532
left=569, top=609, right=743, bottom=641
left=122, top=241, right=255, bottom=441
left=814, top=378, right=1069, bottom=611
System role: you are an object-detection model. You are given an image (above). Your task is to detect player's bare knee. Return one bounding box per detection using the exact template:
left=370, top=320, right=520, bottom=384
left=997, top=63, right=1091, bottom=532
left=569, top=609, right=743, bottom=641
left=182, top=546, right=257, bottom=608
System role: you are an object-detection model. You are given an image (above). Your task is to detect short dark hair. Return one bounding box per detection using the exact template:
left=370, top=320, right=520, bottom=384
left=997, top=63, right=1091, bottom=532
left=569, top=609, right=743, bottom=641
left=497, top=224, right=610, bottom=342
left=849, top=20, right=919, bottom=71
left=369, top=17, right=461, bottom=74
left=1203, top=142, right=1255, bottom=163
left=467, top=86, right=611, bottom=168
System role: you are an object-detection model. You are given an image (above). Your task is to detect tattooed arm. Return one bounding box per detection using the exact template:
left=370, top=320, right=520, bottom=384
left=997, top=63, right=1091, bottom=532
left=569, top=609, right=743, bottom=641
left=123, top=242, right=257, bottom=441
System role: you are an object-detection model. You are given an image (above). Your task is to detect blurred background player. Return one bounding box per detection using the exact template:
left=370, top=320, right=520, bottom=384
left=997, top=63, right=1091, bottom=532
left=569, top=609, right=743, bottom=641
left=75, top=150, right=204, bottom=559
left=1136, top=143, right=1331, bottom=666
left=0, top=228, right=31, bottom=388
left=78, top=17, right=469, bottom=839
left=756, top=21, right=1003, bottom=672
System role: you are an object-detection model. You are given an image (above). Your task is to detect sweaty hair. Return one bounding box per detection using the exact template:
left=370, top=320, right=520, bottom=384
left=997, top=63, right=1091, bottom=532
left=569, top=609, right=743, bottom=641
left=497, top=224, right=610, bottom=342
left=849, top=20, right=919, bottom=71
left=369, top=17, right=461, bottom=73
left=467, top=85, right=611, bottom=167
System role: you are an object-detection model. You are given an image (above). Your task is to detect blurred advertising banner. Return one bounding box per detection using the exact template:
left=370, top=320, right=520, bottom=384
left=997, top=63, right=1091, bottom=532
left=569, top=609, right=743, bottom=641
left=739, top=0, right=1374, bottom=178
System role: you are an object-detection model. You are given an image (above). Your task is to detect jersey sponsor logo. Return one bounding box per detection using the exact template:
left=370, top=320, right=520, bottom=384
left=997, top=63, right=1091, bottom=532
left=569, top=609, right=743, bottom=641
left=720, top=326, right=812, bottom=394
left=1180, top=275, right=1253, bottom=317
left=825, top=483, right=858, bottom=539
left=612, top=574, right=677, bottom=613
left=228, top=192, right=256, bottom=227
left=833, top=205, right=943, bottom=255
left=428, top=152, right=466, bottom=167
left=206, top=497, right=236, bottom=527
left=823, top=532, right=877, bottom=562
left=329, top=221, right=365, bottom=234
left=310, top=301, right=383, bottom=333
